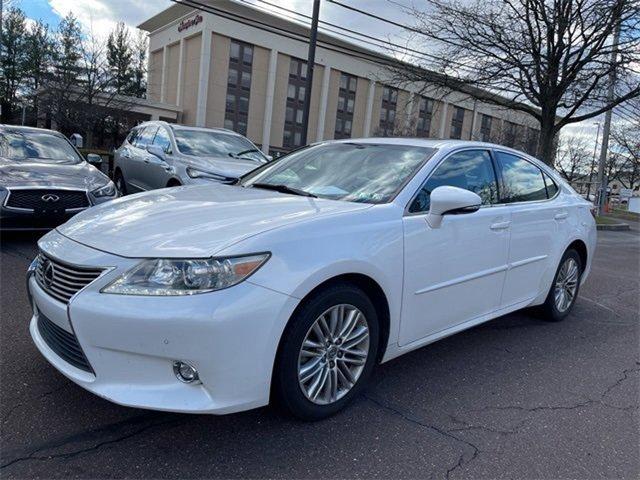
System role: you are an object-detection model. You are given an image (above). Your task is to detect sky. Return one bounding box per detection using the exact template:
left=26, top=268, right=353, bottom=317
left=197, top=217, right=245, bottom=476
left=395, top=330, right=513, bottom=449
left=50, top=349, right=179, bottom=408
left=16, top=0, right=602, bottom=149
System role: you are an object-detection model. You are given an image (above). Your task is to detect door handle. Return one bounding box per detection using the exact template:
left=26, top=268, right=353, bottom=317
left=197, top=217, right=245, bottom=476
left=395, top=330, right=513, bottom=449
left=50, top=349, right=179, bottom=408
left=490, top=221, right=511, bottom=230
left=144, top=158, right=150, bottom=164
left=554, top=212, right=569, bottom=220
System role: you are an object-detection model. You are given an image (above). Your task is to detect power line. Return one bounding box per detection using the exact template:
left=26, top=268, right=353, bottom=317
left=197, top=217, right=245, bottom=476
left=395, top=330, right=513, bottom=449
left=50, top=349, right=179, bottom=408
left=171, top=0, right=408, bottom=70
left=243, top=0, right=448, bottom=68
left=326, top=0, right=426, bottom=37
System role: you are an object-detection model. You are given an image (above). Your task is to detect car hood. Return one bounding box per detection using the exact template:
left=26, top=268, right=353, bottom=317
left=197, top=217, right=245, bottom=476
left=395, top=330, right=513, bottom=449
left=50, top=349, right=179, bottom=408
left=187, top=155, right=264, bottom=178
left=0, top=159, right=108, bottom=190
left=57, top=184, right=370, bottom=258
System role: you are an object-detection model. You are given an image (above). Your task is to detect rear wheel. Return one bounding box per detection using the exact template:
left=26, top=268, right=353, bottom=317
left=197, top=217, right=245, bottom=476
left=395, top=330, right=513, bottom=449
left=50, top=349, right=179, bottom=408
left=540, top=249, right=582, bottom=322
left=274, top=283, right=379, bottom=420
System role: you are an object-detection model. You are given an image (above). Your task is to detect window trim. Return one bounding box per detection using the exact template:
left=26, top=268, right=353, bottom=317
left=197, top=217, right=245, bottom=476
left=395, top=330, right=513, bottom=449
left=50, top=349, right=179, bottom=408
left=404, top=147, right=500, bottom=216
left=491, top=148, right=560, bottom=206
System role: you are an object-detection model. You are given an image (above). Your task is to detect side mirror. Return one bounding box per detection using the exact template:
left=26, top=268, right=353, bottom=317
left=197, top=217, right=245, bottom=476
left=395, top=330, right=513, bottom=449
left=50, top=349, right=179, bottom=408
left=86, top=153, right=102, bottom=168
left=146, top=145, right=166, bottom=162
left=266, top=155, right=274, bottom=162
left=426, top=186, right=481, bottom=228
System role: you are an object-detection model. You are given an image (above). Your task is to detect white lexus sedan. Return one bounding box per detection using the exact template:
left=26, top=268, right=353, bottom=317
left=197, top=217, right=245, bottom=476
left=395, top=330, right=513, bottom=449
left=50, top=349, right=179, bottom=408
left=27, top=139, right=596, bottom=420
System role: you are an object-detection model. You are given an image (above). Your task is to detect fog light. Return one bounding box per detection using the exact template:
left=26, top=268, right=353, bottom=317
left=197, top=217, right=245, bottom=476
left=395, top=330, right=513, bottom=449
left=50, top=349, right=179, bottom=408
left=173, top=361, right=200, bottom=384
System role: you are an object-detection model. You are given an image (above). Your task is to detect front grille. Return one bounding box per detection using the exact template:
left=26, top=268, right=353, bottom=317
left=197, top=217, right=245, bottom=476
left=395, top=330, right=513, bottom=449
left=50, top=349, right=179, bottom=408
left=35, top=253, right=104, bottom=303
left=6, top=189, right=89, bottom=211
left=37, top=313, right=93, bottom=373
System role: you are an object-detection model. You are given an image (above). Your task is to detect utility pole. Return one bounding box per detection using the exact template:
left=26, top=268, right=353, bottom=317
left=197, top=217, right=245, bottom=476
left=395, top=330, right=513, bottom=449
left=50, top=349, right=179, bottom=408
left=587, top=122, right=601, bottom=199
left=300, top=0, right=320, bottom=146
left=596, top=20, right=621, bottom=215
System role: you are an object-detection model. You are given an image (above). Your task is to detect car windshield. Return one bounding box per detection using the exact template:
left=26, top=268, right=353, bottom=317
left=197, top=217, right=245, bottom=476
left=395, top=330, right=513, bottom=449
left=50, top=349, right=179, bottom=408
left=242, top=142, right=435, bottom=204
left=0, top=131, right=83, bottom=164
left=173, top=129, right=267, bottom=163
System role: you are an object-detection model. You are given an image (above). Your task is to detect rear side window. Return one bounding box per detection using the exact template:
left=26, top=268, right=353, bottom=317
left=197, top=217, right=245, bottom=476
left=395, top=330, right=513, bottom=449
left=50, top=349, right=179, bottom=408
left=496, top=152, right=547, bottom=203
left=543, top=171, right=559, bottom=198
left=126, top=128, right=140, bottom=145
left=409, top=149, right=498, bottom=213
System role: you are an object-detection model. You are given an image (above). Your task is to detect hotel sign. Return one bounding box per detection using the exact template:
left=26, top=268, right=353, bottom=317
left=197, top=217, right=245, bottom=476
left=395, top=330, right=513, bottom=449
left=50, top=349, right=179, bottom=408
left=178, top=14, right=203, bottom=32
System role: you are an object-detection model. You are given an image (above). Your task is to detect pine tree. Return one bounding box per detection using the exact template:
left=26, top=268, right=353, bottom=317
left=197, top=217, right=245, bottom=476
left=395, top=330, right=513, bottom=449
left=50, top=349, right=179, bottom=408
left=128, top=30, right=147, bottom=98
left=24, top=20, right=54, bottom=121
left=106, top=22, right=133, bottom=94
left=55, top=12, right=82, bottom=88
left=0, top=7, right=27, bottom=123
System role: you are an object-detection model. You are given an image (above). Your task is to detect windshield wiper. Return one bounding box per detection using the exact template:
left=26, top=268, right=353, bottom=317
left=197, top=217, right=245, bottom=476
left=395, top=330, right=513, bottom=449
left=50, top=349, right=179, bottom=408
left=251, top=183, right=317, bottom=198
left=229, top=148, right=262, bottom=160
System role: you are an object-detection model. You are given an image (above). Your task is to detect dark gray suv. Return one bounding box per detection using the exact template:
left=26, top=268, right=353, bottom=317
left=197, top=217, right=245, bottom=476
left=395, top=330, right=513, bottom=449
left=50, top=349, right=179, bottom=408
left=113, top=122, right=269, bottom=193
left=0, top=125, right=118, bottom=230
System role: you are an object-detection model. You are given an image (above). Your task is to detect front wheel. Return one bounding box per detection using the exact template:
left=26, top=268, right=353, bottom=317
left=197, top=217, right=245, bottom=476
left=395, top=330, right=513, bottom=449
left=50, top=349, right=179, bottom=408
left=114, top=171, right=127, bottom=195
left=540, top=249, right=582, bottom=322
left=274, top=284, right=379, bottom=420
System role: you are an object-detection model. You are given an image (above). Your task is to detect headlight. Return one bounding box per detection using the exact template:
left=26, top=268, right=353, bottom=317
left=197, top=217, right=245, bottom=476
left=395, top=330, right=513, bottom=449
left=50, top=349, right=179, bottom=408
left=101, top=253, right=270, bottom=296
left=92, top=181, right=117, bottom=197
left=186, top=166, right=227, bottom=181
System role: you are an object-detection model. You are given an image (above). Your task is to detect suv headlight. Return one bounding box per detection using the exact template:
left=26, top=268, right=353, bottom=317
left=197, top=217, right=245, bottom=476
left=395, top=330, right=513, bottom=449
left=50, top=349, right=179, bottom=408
left=101, top=253, right=270, bottom=295
left=186, top=166, right=227, bottom=181
left=92, top=180, right=117, bottom=197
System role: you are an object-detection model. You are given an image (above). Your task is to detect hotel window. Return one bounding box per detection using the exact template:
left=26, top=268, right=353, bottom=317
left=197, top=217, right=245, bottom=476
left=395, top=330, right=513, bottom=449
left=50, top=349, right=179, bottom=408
left=283, top=58, right=307, bottom=148
left=335, top=73, right=357, bottom=139
left=480, top=114, right=493, bottom=142
left=449, top=106, right=465, bottom=139
left=503, top=121, right=519, bottom=147
left=416, top=96, right=434, bottom=137
left=526, top=127, right=540, bottom=155
left=379, top=86, right=398, bottom=136
left=225, top=40, right=253, bottom=136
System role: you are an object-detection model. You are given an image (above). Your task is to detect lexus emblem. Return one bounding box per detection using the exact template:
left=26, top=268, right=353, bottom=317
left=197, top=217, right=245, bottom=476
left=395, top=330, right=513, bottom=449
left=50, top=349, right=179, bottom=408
left=42, top=259, right=55, bottom=288
left=41, top=194, right=60, bottom=203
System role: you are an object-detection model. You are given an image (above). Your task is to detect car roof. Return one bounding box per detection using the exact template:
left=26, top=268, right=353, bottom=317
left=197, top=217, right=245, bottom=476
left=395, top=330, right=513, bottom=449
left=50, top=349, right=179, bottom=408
left=321, top=137, right=545, bottom=164
left=137, top=121, right=240, bottom=136
left=0, top=124, right=64, bottom=136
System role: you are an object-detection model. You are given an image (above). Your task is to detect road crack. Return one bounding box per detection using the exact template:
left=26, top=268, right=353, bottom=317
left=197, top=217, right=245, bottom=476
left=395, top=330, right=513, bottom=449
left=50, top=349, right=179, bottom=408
left=365, top=394, right=480, bottom=479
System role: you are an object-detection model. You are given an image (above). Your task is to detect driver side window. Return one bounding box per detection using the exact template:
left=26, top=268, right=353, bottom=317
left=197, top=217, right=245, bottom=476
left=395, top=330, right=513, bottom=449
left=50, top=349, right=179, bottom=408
left=409, top=149, right=498, bottom=213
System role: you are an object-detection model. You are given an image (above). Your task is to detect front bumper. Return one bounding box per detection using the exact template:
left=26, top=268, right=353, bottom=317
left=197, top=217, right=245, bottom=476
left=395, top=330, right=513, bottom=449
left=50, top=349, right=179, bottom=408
left=28, top=230, right=298, bottom=414
left=1, top=191, right=118, bottom=231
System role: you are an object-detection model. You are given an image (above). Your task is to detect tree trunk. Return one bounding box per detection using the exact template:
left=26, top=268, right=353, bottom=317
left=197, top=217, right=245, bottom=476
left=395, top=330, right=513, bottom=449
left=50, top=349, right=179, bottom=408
left=537, top=108, right=558, bottom=166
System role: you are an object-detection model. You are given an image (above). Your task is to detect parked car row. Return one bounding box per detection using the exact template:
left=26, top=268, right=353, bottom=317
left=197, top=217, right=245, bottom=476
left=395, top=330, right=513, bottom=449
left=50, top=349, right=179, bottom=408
left=0, top=123, right=271, bottom=230
left=14, top=126, right=596, bottom=419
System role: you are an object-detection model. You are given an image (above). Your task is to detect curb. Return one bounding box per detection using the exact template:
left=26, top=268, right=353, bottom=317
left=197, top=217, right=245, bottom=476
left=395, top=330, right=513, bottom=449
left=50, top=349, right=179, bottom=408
left=596, top=223, right=631, bottom=231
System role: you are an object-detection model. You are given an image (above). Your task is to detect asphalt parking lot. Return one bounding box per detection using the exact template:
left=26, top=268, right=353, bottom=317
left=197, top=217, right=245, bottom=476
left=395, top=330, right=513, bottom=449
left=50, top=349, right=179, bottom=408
left=1, top=228, right=638, bottom=479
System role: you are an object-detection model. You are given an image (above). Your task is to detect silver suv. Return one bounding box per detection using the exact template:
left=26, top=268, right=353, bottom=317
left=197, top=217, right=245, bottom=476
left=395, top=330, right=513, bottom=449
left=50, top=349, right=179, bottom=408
left=113, top=122, right=269, bottom=193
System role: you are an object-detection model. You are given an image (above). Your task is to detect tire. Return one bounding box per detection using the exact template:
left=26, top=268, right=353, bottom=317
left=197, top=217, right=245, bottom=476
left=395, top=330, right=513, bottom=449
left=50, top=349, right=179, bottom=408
left=114, top=171, right=127, bottom=195
left=274, top=283, right=379, bottom=420
left=540, top=249, right=582, bottom=322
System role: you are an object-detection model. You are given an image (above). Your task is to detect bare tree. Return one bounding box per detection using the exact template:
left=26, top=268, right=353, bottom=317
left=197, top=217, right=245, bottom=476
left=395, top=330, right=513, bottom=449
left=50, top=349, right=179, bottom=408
left=385, top=0, right=640, bottom=164
left=555, top=135, right=592, bottom=183
left=609, top=102, right=640, bottom=189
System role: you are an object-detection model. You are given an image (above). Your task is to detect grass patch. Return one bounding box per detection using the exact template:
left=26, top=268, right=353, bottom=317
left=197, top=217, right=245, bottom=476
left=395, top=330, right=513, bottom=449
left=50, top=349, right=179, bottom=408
left=610, top=208, right=639, bottom=221
left=596, top=215, right=624, bottom=225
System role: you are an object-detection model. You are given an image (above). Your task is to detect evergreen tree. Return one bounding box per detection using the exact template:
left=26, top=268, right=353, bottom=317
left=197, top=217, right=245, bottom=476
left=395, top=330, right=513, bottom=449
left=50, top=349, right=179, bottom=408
left=128, top=30, right=147, bottom=98
left=54, top=12, right=82, bottom=88
left=24, top=20, right=54, bottom=120
left=106, top=22, right=132, bottom=94
left=0, top=7, right=27, bottom=123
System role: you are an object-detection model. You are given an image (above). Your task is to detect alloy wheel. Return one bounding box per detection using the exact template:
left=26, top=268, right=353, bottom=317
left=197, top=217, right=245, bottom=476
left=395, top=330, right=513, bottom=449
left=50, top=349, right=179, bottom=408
left=554, top=257, right=579, bottom=312
left=297, top=304, right=370, bottom=405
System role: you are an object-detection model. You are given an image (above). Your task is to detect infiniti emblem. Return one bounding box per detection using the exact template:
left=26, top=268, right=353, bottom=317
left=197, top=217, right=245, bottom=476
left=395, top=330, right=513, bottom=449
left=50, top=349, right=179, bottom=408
left=42, top=259, right=55, bottom=288
left=41, top=194, right=60, bottom=202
